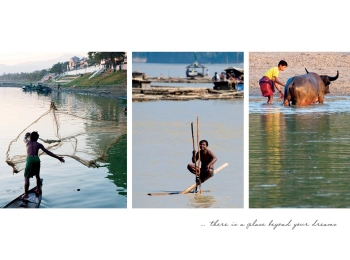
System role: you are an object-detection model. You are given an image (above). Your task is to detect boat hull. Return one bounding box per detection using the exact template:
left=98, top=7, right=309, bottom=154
left=2, top=179, right=43, bottom=208
left=213, top=80, right=244, bottom=91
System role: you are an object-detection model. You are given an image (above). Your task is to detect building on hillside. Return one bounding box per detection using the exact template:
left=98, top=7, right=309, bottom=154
left=69, top=56, right=80, bottom=70
left=68, top=56, right=88, bottom=70
left=79, top=57, right=88, bottom=68
left=100, top=59, right=110, bottom=68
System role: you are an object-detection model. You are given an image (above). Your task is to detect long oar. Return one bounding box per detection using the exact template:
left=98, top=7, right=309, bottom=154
left=196, top=117, right=202, bottom=194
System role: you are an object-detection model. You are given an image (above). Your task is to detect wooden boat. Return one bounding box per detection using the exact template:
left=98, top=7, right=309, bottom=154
left=2, top=179, right=43, bottom=208
left=22, top=83, right=51, bottom=92
left=185, top=53, right=207, bottom=78
left=213, top=67, right=244, bottom=91
left=186, top=61, right=206, bottom=78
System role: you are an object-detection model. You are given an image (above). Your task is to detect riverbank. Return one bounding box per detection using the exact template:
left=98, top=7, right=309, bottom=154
left=0, top=69, right=127, bottom=98
left=58, top=85, right=126, bottom=98
left=249, top=52, right=350, bottom=96
left=55, top=69, right=126, bottom=98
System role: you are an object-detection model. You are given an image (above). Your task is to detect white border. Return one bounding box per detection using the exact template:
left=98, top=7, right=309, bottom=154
left=1, top=1, right=348, bottom=259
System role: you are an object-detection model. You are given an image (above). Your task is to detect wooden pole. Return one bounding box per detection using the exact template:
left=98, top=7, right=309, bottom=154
left=196, top=116, right=202, bottom=193
left=180, top=163, right=228, bottom=194
left=191, top=122, right=195, bottom=159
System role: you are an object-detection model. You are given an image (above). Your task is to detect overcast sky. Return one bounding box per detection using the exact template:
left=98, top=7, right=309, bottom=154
left=0, top=52, right=88, bottom=66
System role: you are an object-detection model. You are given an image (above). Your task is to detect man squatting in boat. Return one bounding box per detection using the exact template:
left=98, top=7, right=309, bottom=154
left=187, top=140, right=217, bottom=183
left=21, top=131, right=65, bottom=199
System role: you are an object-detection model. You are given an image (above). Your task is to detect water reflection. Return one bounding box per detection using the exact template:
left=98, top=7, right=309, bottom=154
left=188, top=194, right=216, bottom=208
left=250, top=96, right=350, bottom=208
left=105, top=134, right=127, bottom=196
left=260, top=112, right=286, bottom=173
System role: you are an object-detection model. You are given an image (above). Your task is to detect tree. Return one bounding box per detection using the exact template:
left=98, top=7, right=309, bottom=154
left=88, top=52, right=126, bottom=72
left=62, top=61, right=69, bottom=72
left=50, top=62, right=64, bottom=74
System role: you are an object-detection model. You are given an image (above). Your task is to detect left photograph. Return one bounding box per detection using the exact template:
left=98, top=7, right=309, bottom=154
left=0, top=52, right=127, bottom=208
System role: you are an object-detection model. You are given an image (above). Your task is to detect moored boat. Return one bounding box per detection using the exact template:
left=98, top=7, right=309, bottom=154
left=22, top=83, right=51, bottom=92
left=185, top=61, right=206, bottom=78
left=213, top=67, right=244, bottom=91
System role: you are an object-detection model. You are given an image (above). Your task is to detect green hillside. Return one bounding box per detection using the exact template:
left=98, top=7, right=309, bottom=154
left=62, top=70, right=126, bottom=88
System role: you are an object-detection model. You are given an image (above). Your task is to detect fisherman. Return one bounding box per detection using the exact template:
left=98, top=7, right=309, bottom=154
left=220, top=72, right=225, bottom=81
left=21, top=131, right=65, bottom=200
left=187, top=140, right=217, bottom=183
left=212, top=72, right=219, bottom=82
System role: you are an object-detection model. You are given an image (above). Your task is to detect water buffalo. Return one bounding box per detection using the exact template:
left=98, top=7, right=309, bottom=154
left=283, top=69, right=339, bottom=106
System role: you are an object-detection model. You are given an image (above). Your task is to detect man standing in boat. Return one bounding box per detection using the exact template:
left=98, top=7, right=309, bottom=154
left=187, top=140, right=217, bottom=183
left=22, top=131, right=65, bottom=199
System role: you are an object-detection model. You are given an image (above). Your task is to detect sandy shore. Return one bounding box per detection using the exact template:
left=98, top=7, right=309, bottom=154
left=249, top=52, right=350, bottom=96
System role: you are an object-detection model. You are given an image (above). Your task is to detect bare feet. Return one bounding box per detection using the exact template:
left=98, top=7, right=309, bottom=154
left=35, top=188, right=42, bottom=196
left=21, top=194, right=29, bottom=200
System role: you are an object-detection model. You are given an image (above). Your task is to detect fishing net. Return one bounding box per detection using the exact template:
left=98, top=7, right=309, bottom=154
left=6, top=102, right=126, bottom=174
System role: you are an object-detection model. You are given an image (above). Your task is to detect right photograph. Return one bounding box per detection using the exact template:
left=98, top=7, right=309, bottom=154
left=249, top=52, right=350, bottom=208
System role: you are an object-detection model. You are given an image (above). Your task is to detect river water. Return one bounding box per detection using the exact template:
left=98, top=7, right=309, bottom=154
left=132, top=99, right=244, bottom=208
left=250, top=95, right=350, bottom=208
left=0, top=87, right=127, bottom=208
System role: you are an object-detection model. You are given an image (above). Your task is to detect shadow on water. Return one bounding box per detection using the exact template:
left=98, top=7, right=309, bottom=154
left=105, top=134, right=127, bottom=196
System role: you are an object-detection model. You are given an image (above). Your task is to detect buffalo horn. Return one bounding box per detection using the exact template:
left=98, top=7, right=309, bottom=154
left=328, top=70, right=339, bottom=81
left=305, top=68, right=309, bottom=73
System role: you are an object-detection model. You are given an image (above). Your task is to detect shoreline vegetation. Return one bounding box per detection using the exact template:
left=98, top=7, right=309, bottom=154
left=0, top=69, right=127, bottom=98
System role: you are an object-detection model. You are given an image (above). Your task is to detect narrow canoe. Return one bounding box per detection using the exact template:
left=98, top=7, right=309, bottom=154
left=2, top=179, right=43, bottom=208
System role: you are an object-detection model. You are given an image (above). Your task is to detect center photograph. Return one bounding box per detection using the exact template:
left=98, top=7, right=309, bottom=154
left=132, top=52, right=244, bottom=208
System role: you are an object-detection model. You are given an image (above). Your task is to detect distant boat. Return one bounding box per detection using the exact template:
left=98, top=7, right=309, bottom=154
left=22, top=82, right=51, bottom=92
left=185, top=53, right=207, bottom=78
left=185, top=61, right=207, bottom=78
left=213, top=67, right=244, bottom=91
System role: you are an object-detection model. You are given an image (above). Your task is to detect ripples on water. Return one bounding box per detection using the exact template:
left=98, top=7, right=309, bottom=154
left=250, top=95, right=350, bottom=208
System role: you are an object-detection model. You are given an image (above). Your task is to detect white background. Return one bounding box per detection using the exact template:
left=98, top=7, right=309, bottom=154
left=1, top=1, right=349, bottom=259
